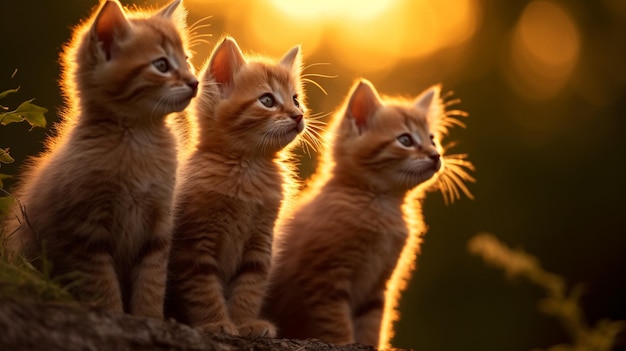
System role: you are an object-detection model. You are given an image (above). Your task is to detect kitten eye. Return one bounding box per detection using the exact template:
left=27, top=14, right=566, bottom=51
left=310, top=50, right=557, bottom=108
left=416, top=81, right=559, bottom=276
left=397, top=133, right=414, bottom=147
left=429, top=134, right=436, bottom=146
left=152, top=58, right=170, bottom=73
left=259, top=93, right=276, bottom=108
left=293, top=95, right=300, bottom=108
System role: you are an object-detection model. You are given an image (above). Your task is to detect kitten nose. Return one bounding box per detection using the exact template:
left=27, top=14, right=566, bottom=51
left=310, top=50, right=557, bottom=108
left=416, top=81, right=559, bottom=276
left=290, top=114, right=303, bottom=124
left=429, top=153, right=441, bottom=162
left=187, top=80, right=199, bottom=95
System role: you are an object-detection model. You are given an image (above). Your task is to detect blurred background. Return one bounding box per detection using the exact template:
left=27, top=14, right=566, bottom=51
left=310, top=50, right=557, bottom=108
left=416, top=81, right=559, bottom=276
left=1, top=0, right=625, bottom=349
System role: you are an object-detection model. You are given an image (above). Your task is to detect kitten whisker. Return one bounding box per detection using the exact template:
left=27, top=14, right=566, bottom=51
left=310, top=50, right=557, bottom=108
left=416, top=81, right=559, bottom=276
left=441, top=90, right=455, bottom=100
left=446, top=109, right=469, bottom=118
left=299, top=62, right=336, bottom=96
left=150, top=94, right=175, bottom=126
left=401, top=170, right=413, bottom=190
left=303, top=126, right=324, bottom=147
left=187, top=16, right=212, bottom=34
left=306, top=112, right=331, bottom=129
left=188, top=38, right=212, bottom=50
left=302, top=78, right=329, bottom=96
left=433, top=90, right=469, bottom=137
left=188, top=33, right=213, bottom=39
left=301, top=62, right=331, bottom=72
left=301, top=73, right=338, bottom=79
left=438, top=175, right=456, bottom=205
left=443, top=97, right=462, bottom=108
left=258, top=128, right=278, bottom=155
left=299, top=125, right=324, bottom=156
left=303, top=117, right=327, bottom=131
left=437, top=119, right=466, bottom=135
left=301, top=117, right=326, bottom=154
left=301, top=141, right=315, bottom=157
left=437, top=154, right=475, bottom=204
left=186, top=17, right=213, bottom=53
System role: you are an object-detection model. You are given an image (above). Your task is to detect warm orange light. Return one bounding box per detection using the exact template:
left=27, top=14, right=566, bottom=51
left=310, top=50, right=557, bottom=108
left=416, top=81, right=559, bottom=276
left=184, top=0, right=480, bottom=74
left=269, top=0, right=395, bottom=20
left=507, top=0, right=580, bottom=100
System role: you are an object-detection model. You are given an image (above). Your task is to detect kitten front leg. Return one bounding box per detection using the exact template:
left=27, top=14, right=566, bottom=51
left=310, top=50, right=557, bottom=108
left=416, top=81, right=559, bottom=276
left=130, top=236, right=171, bottom=319
left=55, top=248, right=123, bottom=313
left=353, top=296, right=384, bottom=347
left=228, top=231, right=276, bottom=337
left=186, top=271, right=237, bottom=335
left=169, top=247, right=238, bottom=335
left=228, top=272, right=276, bottom=337
left=307, top=292, right=355, bottom=345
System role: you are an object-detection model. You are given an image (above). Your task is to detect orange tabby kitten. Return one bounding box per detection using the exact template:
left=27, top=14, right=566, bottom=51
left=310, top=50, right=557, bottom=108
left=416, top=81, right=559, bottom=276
left=3, top=0, right=197, bottom=318
left=264, top=79, right=474, bottom=348
left=165, top=37, right=305, bottom=337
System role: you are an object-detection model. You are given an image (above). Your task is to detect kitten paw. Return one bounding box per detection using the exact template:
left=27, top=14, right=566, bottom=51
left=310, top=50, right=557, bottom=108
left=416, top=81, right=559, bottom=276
left=198, top=321, right=239, bottom=336
left=237, top=319, right=277, bottom=338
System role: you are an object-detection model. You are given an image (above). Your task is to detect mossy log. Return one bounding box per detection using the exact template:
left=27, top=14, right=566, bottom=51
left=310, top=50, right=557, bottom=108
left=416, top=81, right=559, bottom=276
left=0, top=298, right=382, bottom=351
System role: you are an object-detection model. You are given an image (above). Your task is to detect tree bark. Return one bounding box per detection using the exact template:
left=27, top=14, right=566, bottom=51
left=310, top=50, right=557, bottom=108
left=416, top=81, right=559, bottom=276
left=0, top=299, right=379, bottom=351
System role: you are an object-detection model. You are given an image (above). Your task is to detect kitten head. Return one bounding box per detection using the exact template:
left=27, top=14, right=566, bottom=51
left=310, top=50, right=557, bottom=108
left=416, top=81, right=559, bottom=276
left=196, top=37, right=305, bottom=157
left=63, top=0, right=198, bottom=122
left=325, top=79, right=474, bottom=200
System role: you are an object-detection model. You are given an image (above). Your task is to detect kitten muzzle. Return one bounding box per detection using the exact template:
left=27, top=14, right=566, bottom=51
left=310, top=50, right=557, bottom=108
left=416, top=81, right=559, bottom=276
left=290, top=114, right=304, bottom=133
left=187, top=80, right=199, bottom=97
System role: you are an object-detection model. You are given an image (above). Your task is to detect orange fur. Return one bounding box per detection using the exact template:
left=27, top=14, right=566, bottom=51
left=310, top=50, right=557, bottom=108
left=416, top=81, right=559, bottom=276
left=3, top=0, right=197, bottom=318
left=264, top=79, right=474, bottom=348
left=165, top=37, right=307, bottom=337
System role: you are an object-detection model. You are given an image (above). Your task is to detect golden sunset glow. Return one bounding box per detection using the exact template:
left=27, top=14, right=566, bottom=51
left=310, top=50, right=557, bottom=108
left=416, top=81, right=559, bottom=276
left=184, top=0, right=480, bottom=73
left=507, top=0, right=580, bottom=100
left=269, top=0, right=395, bottom=20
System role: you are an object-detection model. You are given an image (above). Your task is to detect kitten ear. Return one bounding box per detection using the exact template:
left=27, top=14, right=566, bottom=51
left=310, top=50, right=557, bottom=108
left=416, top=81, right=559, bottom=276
left=157, top=0, right=181, bottom=18
left=414, top=85, right=441, bottom=116
left=346, top=79, right=382, bottom=133
left=207, top=37, right=246, bottom=97
left=92, top=1, right=131, bottom=60
left=279, top=45, right=302, bottom=74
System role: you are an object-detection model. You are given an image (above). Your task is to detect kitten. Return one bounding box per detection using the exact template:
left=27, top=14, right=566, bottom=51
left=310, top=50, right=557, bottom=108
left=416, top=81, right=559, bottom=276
left=165, top=37, right=306, bottom=337
left=263, top=79, right=474, bottom=348
left=3, top=0, right=198, bottom=319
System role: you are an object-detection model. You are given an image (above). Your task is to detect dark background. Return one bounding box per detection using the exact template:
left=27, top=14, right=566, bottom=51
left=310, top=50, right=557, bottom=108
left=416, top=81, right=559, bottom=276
left=1, top=0, right=625, bottom=350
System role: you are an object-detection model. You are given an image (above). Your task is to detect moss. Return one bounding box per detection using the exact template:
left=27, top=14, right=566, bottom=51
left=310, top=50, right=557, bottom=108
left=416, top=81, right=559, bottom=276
left=0, top=231, right=74, bottom=303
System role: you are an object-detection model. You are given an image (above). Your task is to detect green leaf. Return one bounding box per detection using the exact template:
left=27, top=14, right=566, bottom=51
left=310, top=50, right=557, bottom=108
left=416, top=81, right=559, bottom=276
left=0, top=174, right=11, bottom=188
left=0, top=148, right=14, bottom=166
left=0, top=87, right=19, bottom=99
left=0, top=111, right=24, bottom=125
left=0, top=196, right=14, bottom=216
left=0, top=99, right=47, bottom=128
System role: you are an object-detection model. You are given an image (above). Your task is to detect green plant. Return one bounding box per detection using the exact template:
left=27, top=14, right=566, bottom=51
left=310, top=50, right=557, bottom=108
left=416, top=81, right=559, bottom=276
left=0, top=74, right=48, bottom=215
left=469, top=233, right=624, bottom=351
left=0, top=75, right=73, bottom=303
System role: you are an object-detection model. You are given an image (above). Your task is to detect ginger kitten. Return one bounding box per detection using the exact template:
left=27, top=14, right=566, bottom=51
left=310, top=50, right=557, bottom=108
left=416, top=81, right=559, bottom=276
left=264, top=79, right=474, bottom=348
left=165, top=37, right=306, bottom=337
left=3, top=0, right=198, bottom=318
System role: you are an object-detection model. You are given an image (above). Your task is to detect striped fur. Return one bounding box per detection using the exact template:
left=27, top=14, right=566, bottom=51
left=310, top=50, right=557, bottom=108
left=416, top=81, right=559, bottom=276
left=3, top=0, right=197, bottom=318
left=265, top=79, right=471, bottom=348
left=165, top=37, right=305, bottom=337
